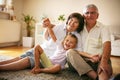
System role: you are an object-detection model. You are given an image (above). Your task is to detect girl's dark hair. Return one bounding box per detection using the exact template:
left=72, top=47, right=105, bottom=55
left=68, top=33, right=78, bottom=44
left=66, top=12, right=84, bottom=33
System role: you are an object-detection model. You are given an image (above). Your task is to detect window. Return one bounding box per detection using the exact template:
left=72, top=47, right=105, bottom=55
left=0, top=0, right=5, bottom=5
left=0, top=0, right=12, bottom=12
left=0, top=0, right=15, bottom=20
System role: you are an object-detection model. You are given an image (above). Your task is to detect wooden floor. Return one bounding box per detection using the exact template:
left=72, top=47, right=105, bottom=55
left=0, top=46, right=30, bottom=57
left=0, top=46, right=120, bottom=75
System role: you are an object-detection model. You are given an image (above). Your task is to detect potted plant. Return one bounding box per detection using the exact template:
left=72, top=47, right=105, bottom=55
left=22, top=14, right=36, bottom=37
left=22, top=14, right=36, bottom=47
left=58, top=14, right=65, bottom=23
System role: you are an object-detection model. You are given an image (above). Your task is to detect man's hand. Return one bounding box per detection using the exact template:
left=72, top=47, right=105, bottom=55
left=98, top=61, right=112, bottom=77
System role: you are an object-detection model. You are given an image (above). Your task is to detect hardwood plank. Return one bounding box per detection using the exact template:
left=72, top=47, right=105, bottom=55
left=110, top=56, right=120, bottom=75
left=0, top=46, right=31, bottom=57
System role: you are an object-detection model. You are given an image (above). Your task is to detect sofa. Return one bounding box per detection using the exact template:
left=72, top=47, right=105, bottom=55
left=111, top=34, right=120, bottom=56
left=110, top=25, right=120, bottom=56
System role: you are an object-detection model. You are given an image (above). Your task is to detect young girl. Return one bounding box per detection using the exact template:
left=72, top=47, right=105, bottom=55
left=31, top=33, right=78, bottom=74
left=0, top=33, right=78, bottom=74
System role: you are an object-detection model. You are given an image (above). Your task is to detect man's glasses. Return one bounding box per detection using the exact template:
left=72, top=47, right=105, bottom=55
left=85, top=12, right=97, bottom=15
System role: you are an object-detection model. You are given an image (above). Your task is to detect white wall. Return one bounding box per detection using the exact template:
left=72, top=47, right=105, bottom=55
left=22, top=0, right=120, bottom=26
left=13, top=0, right=23, bottom=21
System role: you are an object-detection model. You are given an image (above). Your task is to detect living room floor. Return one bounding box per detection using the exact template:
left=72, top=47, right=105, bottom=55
left=0, top=46, right=120, bottom=76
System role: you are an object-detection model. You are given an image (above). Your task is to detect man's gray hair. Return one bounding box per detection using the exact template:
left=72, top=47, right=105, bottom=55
left=83, top=4, right=99, bottom=14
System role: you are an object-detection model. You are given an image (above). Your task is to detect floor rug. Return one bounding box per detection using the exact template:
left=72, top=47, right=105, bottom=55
left=0, top=55, right=91, bottom=80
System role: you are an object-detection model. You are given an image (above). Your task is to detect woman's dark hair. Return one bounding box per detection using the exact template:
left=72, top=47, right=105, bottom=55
left=66, top=12, right=84, bottom=33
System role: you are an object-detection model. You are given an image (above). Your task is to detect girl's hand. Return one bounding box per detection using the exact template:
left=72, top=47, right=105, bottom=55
left=31, top=66, right=41, bottom=74
left=89, top=54, right=100, bottom=63
left=42, top=18, right=51, bottom=28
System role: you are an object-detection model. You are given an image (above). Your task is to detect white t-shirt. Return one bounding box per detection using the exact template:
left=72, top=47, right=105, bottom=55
left=50, top=43, right=67, bottom=69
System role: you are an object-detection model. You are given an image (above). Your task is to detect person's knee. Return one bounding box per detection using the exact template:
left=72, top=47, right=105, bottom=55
left=66, top=49, right=78, bottom=58
left=34, top=45, right=43, bottom=53
left=66, top=49, right=77, bottom=56
left=34, top=45, right=40, bottom=50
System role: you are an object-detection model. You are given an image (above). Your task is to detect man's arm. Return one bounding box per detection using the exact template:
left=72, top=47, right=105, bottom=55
left=101, top=41, right=111, bottom=63
left=98, top=41, right=112, bottom=77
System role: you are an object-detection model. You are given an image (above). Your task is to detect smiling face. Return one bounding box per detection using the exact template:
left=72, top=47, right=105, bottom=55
left=63, top=34, right=77, bottom=50
left=67, top=17, right=79, bottom=32
left=83, top=6, right=99, bottom=24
